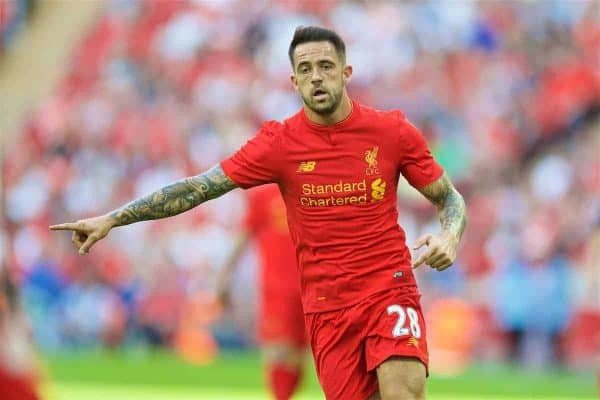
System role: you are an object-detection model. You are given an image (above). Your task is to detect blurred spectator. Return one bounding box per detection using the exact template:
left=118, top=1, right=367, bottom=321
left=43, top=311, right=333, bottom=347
left=493, top=249, right=574, bottom=367
left=0, top=0, right=38, bottom=55
left=136, top=265, right=185, bottom=347
left=0, top=265, right=42, bottom=400
left=59, top=266, right=127, bottom=349
left=3, top=0, right=599, bottom=370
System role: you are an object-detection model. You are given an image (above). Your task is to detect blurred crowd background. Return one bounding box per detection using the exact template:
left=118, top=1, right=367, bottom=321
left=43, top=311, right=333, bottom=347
left=0, top=0, right=38, bottom=55
left=2, top=0, right=599, bottom=375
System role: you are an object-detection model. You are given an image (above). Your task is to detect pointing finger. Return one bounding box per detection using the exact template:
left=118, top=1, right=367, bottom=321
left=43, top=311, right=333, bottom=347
left=412, top=256, right=426, bottom=269
left=50, top=222, right=80, bottom=231
left=412, top=234, right=432, bottom=250
left=413, top=247, right=436, bottom=269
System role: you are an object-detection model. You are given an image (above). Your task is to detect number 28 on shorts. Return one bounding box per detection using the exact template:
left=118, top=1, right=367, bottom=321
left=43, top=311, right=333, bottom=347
left=386, top=304, right=421, bottom=338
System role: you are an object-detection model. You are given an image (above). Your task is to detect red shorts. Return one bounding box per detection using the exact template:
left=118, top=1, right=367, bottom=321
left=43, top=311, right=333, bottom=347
left=258, top=288, right=307, bottom=348
left=305, top=286, right=428, bottom=400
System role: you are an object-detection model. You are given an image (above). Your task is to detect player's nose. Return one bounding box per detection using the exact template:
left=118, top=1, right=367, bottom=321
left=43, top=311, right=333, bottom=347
left=310, top=69, right=323, bottom=83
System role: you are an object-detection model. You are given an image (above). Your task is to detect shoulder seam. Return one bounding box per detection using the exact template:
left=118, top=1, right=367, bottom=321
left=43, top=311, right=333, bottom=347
left=262, top=120, right=284, bottom=182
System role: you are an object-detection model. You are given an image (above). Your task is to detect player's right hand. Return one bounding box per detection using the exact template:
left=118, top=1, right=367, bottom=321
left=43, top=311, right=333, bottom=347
left=49, top=215, right=116, bottom=255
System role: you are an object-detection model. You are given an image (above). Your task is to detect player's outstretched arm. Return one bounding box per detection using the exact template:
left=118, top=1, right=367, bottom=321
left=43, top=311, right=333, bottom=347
left=50, top=164, right=237, bottom=254
left=412, top=173, right=467, bottom=270
left=109, top=164, right=237, bottom=225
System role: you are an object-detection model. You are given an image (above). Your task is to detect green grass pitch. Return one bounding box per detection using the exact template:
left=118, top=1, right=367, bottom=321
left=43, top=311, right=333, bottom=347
left=43, top=350, right=597, bottom=399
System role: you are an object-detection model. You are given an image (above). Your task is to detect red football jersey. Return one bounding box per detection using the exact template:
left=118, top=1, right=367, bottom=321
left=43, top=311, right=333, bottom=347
left=245, top=184, right=300, bottom=294
left=222, top=101, right=443, bottom=313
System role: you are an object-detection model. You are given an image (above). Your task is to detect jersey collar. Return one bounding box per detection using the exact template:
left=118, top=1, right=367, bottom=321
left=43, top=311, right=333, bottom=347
left=301, top=99, right=360, bottom=132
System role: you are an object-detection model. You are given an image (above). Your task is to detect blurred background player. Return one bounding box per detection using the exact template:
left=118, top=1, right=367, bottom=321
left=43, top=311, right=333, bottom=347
left=0, top=266, right=41, bottom=400
left=216, top=184, right=307, bottom=400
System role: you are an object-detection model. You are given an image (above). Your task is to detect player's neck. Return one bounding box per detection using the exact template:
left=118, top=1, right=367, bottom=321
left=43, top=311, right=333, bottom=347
left=304, top=94, right=352, bottom=126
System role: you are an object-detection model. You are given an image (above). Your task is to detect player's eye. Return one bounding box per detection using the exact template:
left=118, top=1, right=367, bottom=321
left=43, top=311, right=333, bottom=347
left=298, top=65, right=310, bottom=74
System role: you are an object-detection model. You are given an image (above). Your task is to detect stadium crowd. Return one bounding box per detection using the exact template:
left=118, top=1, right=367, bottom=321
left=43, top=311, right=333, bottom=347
left=0, top=0, right=38, bottom=56
left=3, top=0, right=599, bottom=371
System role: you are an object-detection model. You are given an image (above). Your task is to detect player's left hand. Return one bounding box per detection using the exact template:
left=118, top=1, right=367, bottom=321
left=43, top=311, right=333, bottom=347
left=411, top=232, right=458, bottom=271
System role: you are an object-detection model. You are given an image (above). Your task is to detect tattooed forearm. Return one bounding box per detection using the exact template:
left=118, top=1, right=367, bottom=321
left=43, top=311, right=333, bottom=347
left=418, top=173, right=467, bottom=241
left=108, top=165, right=237, bottom=227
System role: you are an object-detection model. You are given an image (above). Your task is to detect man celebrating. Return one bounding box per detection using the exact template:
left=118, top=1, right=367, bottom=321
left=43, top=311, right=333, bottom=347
left=51, top=26, right=466, bottom=400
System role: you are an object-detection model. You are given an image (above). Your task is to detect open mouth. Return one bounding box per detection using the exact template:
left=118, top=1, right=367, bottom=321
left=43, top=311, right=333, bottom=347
left=313, top=89, right=328, bottom=101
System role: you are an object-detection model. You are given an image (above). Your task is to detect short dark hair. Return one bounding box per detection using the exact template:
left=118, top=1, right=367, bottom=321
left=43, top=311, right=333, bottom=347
left=288, top=26, right=346, bottom=67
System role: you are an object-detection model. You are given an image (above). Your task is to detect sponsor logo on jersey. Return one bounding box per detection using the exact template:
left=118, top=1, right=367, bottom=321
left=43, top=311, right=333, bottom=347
left=371, top=178, right=386, bottom=201
left=407, top=337, right=419, bottom=347
left=300, top=180, right=367, bottom=207
left=365, top=146, right=380, bottom=175
left=298, top=177, right=387, bottom=207
left=297, top=161, right=316, bottom=172
left=295, top=147, right=388, bottom=207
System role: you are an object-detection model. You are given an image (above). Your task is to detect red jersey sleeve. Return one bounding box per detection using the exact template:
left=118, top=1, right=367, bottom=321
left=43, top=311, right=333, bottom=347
left=396, top=114, right=444, bottom=189
left=221, top=121, right=283, bottom=189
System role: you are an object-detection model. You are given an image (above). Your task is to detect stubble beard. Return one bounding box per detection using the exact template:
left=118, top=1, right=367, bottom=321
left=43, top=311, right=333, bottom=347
left=303, top=81, right=344, bottom=116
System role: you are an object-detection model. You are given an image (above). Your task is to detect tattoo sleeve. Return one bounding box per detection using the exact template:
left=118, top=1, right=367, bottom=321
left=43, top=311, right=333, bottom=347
left=108, top=164, right=238, bottom=226
left=417, top=173, right=467, bottom=241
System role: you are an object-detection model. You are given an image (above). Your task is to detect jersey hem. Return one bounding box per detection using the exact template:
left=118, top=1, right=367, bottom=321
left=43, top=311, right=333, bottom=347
left=303, top=283, right=419, bottom=315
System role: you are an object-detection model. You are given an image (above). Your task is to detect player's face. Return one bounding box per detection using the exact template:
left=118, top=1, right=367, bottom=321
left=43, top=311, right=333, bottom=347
left=290, top=41, right=352, bottom=116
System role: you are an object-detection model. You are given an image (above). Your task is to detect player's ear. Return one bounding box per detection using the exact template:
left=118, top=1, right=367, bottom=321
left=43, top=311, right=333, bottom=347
left=290, top=73, right=299, bottom=91
left=343, top=65, right=352, bottom=85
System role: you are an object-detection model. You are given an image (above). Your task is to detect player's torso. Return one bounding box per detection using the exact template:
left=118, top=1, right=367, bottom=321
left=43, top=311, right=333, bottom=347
left=276, top=111, right=415, bottom=311
left=281, top=128, right=398, bottom=212
left=279, top=112, right=402, bottom=242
